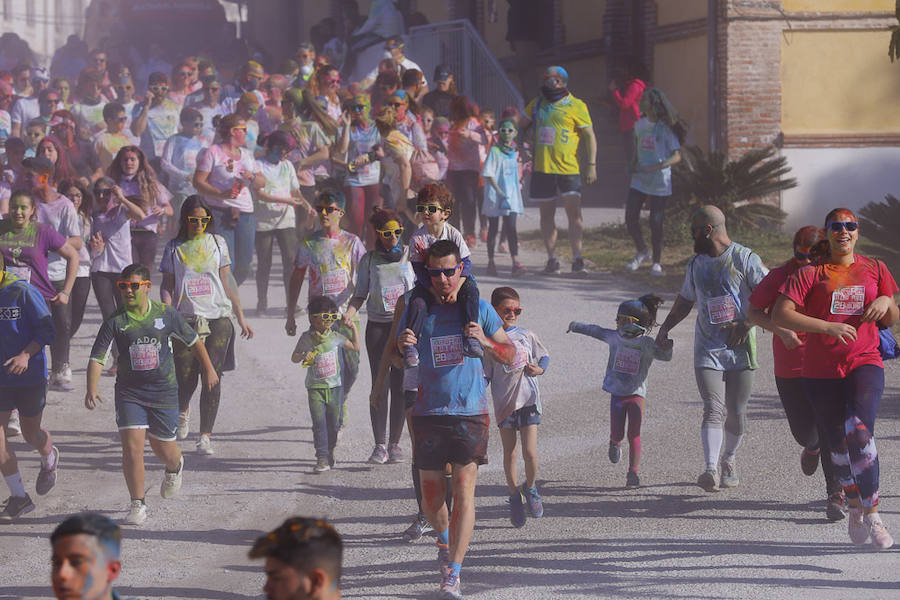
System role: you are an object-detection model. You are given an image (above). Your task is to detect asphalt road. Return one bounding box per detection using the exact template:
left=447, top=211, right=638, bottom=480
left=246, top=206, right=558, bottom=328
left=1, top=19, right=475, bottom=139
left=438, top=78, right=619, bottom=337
left=3, top=216, right=900, bottom=599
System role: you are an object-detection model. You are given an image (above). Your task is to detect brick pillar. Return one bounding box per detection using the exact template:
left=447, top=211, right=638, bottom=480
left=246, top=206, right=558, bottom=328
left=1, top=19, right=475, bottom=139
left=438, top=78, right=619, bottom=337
left=719, top=1, right=782, bottom=159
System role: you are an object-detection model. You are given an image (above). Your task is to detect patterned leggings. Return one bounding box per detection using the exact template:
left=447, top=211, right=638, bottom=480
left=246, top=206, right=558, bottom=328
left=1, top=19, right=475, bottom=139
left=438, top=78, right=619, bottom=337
left=610, top=394, right=644, bottom=472
left=173, top=317, right=234, bottom=434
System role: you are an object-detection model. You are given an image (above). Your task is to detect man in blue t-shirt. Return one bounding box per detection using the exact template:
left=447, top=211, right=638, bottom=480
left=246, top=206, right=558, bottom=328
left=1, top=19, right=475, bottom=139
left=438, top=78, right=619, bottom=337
left=398, top=240, right=516, bottom=600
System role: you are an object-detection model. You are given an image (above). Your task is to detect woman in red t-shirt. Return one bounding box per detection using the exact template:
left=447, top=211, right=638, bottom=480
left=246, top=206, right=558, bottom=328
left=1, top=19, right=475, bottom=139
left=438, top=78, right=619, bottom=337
left=748, top=226, right=847, bottom=519
left=773, top=207, right=899, bottom=550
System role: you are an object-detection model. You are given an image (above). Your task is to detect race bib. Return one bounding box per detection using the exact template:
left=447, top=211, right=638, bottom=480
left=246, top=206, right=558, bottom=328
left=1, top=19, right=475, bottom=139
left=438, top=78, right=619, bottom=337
left=503, top=341, right=529, bottom=373
left=831, top=285, right=865, bottom=316
left=537, top=126, right=556, bottom=146
left=381, top=284, right=405, bottom=312
left=313, top=350, right=338, bottom=379
left=708, top=295, right=737, bottom=325
left=6, top=265, right=30, bottom=283
left=640, top=135, right=657, bottom=151
left=129, top=343, right=160, bottom=371
left=613, top=346, right=642, bottom=376
left=430, top=334, right=464, bottom=368
left=185, top=273, right=213, bottom=298
left=322, top=270, right=347, bottom=295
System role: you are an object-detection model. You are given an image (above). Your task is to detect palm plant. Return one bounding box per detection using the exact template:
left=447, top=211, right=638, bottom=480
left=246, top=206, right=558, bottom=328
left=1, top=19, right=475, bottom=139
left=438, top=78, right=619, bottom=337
left=859, top=194, right=900, bottom=254
left=671, top=145, right=797, bottom=230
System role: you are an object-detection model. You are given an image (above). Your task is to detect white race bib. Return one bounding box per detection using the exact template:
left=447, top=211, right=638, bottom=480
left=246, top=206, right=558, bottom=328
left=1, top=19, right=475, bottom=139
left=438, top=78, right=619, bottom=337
left=6, top=265, right=31, bottom=283
left=537, top=126, right=556, bottom=146
left=708, top=295, right=737, bottom=325
left=185, top=273, right=212, bottom=298
left=129, top=343, right=160, bottom=371
left=313, top=349, right=338, bottom=379
left=831, top=285, right=865, bottom=316
left=430, top=334, right=464, bottom=368
left=503, top=340, right=529, bottom=373
left=381, top=284, right=405, bottom=312
left=322, top=270, right=347, bottom=295
left=613, top=346, right=642, bottom=376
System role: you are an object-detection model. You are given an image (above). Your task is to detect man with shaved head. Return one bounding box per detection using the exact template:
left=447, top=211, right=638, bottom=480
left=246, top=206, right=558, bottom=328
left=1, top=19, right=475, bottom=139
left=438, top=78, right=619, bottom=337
left=655, top=206, right=768, bottom=492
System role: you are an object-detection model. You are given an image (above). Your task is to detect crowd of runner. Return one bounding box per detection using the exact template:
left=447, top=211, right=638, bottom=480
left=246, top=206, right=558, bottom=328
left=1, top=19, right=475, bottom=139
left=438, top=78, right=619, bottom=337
left=0, top=30, right=898, bottom=600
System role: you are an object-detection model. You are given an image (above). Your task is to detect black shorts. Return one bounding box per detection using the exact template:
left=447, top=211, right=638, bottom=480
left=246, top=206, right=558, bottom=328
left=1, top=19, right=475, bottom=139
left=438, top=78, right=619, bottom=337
left=530, top=172, right=582, bottom=201
left=0, top=384, right=47, bottom=418
left=412, top=414, right=490, bottom=471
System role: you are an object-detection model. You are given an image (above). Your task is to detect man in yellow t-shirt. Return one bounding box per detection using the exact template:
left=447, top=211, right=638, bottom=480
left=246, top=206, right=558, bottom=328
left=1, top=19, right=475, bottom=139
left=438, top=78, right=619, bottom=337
left=520, top=66, right=597, bottom=274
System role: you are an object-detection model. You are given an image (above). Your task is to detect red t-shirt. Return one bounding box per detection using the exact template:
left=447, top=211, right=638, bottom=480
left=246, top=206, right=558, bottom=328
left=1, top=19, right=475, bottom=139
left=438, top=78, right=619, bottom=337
left=779, top=255, right=898, bottom=379
left=749, top=261, right=805, bottom=378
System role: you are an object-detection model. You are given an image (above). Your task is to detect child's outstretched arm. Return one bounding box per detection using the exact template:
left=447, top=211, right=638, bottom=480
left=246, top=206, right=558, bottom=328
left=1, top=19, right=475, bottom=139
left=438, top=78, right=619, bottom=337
left=567, top=321, right=613, bottom=342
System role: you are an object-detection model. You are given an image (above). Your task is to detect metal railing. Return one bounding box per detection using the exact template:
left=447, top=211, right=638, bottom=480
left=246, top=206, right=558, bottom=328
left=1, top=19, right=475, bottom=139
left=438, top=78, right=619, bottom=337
left=407, top=19, right=524, bottom=115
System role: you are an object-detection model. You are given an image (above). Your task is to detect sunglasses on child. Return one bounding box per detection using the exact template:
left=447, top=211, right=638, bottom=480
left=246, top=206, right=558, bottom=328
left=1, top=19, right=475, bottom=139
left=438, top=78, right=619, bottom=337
left=501, top=307, right=523, bottom=316
left=187, top=216, right=211, bottom=225
left=311, top=312, right=340, bottom=322
left=389, top=102, right=405, bottom=107
left=498, top=127, right=516, bottom=134
left=426, top=264, right=460, bottom=278
left=316, top=205, right=340, bottom=214
left=376, top=227, right=403, bottom=238
left=116, top=280, right=150, bottom=291
left=416, top=204, right=443, bottom=214
left=826, top=221, right=858, bottom=232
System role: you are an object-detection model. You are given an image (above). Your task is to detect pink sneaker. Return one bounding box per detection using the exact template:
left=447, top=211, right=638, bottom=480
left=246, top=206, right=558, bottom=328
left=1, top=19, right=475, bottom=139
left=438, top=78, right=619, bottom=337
left=864, top=512, right=894, bottom=550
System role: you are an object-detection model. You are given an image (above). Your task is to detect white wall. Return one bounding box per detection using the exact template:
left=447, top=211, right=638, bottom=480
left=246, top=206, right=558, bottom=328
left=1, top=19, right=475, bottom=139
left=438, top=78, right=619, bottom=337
left=0, top=0, right=86, bottom=65
left=781, top=146, right=900, bottom=231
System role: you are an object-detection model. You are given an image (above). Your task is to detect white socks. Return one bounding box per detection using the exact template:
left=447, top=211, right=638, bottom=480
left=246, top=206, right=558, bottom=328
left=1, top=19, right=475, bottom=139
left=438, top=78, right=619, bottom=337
left=701, top=426, right=723, bottom=471
left=4, top=472, right=26, bottom=497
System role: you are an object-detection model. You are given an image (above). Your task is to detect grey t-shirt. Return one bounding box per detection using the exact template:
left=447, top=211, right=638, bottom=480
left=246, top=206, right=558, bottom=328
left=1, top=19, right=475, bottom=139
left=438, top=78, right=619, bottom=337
left=352, top=248, right=415, bottom=323
left=37, top=193, right=80, bottom=282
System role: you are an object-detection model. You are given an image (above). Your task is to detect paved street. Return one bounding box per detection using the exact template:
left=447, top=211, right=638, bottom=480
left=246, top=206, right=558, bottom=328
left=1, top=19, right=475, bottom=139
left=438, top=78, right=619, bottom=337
left=3, top=216, right=900, bottom=599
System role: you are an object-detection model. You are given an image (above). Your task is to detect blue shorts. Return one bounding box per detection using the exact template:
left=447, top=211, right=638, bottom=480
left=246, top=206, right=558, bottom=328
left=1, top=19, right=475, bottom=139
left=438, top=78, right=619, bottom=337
left=530, top=172, right=582, bottom=201
left=115, top=398, right=178, bottom=442
left=0, top=384, right=47, bottom=418
left=498, top=404, right=541, bottom=430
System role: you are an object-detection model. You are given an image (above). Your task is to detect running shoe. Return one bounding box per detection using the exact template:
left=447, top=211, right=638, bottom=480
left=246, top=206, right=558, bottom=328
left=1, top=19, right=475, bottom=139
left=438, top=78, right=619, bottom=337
left=6, top=410, right=21, bottom=437
left=826, top=492, right=848, bottom=522
left=486, top=262, right=498, bottom=277
left=608, top=441, right=621, bottom=464
left=403, top=513, right=432, bottom=542
left=436, top=541, right=450, bottom=572
left=625, top=249, right=651, bottom=272
left=848, top=507, right=868, bottom=544
left=160, top=455, right=184, bottom=499
left=195, top=434, right=214, bottom=455
left=543, top=257, right=561, bottom=274
left=314, top=456, right=331, bottom=473
left=462, top=337, right=484, bottom=359
left=387, top=442, right=404, bottom=463
left=177, top=411, right=190, bottom=440
left=48, top=371, right=75, bottom=392
left=124, top=499, right=147, bottom=525
left=521, top=483, right=544, bottom=518
left=720, top=460, right=739, bottom=488
left=572, top=257, right=586, bottom=273
left=650, top=263, right=663, bottom=277
left=0, top=494, right=35, bottom=521
left=403, top=345, right=420, bottom=369
left=62, top=364, right=72, bottom=385
left=626, top=470, right=640, bottom=488
left=511, top=263, right=527, bottom=278
left=800, top=447, right=820, bottom=476
left=35, top=445, right=59, bottom=496
left=864, top=512, right=894, bottom=550
left=697, top=468, right=719, bottom=492
left=368, top=444, right=388, bottom=465
left=509, top=491, right=527, bottom=528
left=439, top=570, right=462, bottom=600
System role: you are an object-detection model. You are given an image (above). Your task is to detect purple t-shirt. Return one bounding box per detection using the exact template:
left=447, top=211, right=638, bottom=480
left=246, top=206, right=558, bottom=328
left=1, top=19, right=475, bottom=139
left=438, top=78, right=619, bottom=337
left=0, top=222, right=66, bottom=299
left=90, top=204, right=133, bottom=274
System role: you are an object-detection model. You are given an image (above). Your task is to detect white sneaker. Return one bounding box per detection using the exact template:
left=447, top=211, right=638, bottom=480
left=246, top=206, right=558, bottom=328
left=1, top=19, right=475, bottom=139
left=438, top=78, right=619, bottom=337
left=625, top=249, right=651, bottom=271
left=865, top=512, right=894, bottom=550
left=48, top=371, right=75, bottom=392
left=62, top=364, right=72, bottom=384
left=848, top=507, right=869, bottom=544
left=650, top=263, right=663, bottom=276
left=177, top=412, right=190, bottom=440
left=195, top=434, right=214, bottom=455
left=125, top=499, right=147, bottom=525
left=160, top=455, right=184, bottom=499
left=6, top=410, right=21, bottom=437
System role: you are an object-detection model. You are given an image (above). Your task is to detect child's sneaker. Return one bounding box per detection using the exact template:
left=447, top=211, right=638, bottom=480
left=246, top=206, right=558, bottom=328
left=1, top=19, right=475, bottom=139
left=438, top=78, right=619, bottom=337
left=650, top=263, right=663, bottom=276
left=865, top=512, right=894, bottom=550
left=508, top=491, right=527, bottom=528
left=608, top=441, right=621, bottom=464
left=314, top=457, right=331, bottom=473
left=625, top=249, right=651, bottom=271
left=439, top=570, right=462, bottom=600
left=403, top=345, right=419, bottom=369
left=626, top=470, right=640, bottom=488
left=368, top=444, right=388, bottom=464
left=462, top=337, right=483, bottom=359
left=521, top=483, right=543, bottom=518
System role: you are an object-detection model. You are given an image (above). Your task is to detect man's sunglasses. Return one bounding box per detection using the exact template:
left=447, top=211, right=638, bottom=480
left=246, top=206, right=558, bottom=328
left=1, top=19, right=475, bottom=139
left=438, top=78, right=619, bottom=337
left=501, top=307, right=523, bottom=316
left=116, top=280, right=150, bottom=291
left=426, top=264, right=460, bottom=278
left=316, top=205, right=340, bottom=214
left=416, top=204, right=443, bottom=214
left=114, top=116, right=127, bottom=122
left=376, top=227, right=403, bottom=238
left=188, top=216, right=211, bottom=225
left=190, top=120, right=204, bottom=127
left=311, top=312, right=339, bottom=322
left=827, top=221, right=859, bottom=232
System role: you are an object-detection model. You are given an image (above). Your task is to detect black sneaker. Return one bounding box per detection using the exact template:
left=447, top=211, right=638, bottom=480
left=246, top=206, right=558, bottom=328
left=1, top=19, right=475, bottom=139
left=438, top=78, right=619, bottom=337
left=462, top=337, right=483, bottom=358
left=608, top=441, right=621, bottom=464
left=572, top=257, right=586, bottom=273
left=543, top=257, right=560, bottom=274
left=826, top=492, right=848, bottom=521
left=626, top=470, right=640, bottom=488
left=0, top=494, right=35, bottom=520
left=800, top=447, right=820, bottom=476
left=35, top=446, right=59, bottom=496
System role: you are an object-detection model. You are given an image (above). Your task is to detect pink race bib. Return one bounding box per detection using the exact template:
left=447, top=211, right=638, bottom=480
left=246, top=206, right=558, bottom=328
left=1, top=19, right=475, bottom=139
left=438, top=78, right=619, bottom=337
left=129, top=343, right=160, bottom=371
left=613, top=347, right=642, bottom=376
left=831, top=285, right=865, bottom=316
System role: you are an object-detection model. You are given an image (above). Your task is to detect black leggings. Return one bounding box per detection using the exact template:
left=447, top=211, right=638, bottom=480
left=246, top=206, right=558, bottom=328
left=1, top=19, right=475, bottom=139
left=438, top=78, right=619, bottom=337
left=49, top=281, right=70, bottom=371
left=69, top=276, right=91, bottom=338
left=365, top=321, right=405, bottom=445
left=131, top=230, right=159, bottom=268
left=173, top=316, right=234, bottom=434
left=254, top=228, right=297, bottom=309
left=625, top=188, right=666, bottom=263
left=487, top=215, right=518, bottom=263
left=775, top=376, right=840, bottom=495
left=447, top=170, right=479, bottom=238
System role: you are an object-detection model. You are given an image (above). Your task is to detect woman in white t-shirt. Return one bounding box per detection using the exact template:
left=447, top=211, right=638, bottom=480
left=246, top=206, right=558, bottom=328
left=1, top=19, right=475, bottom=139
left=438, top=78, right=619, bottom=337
left=160, top=195, right=254, bottom=456
left=192, top=114, right=265, bottom=286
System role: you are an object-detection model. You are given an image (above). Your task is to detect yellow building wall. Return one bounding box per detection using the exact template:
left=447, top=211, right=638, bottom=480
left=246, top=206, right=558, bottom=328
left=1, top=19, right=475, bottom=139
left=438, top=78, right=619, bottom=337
left=561, top=0, right=607, bottom=45
left=653, top=35, right=709, bottom=150
left=782, top=0, right=893, bottom=12
left=655, top=0, right=708, bottom=26
left=781, top=30, right=900, bottom=134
